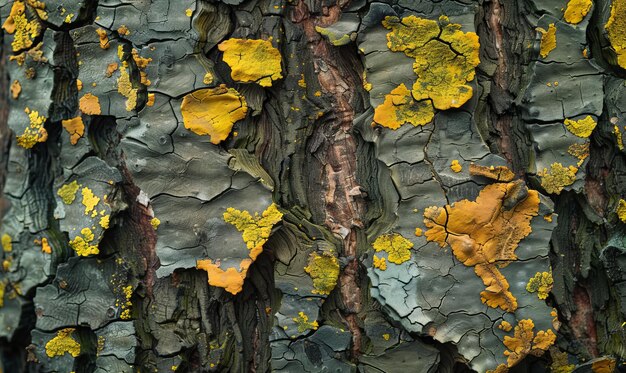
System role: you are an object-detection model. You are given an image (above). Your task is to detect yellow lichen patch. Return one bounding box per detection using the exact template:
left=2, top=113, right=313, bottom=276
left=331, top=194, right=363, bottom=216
left=469, top=163, right=516, bottom=182
left=382, top=15, right=480, bottom=110
left=81, top=187, right=100, bottom=215
left=196, top=259, right=252, bottom=295
left=203, top=72, right=213, bottom=85
left=537, top=23, right=557, bottom=59
left=292, top=311, right=319, bottom=333
left=146, top=93, right=155, bottom=107
left=99, top=215, right=110, bottom=229
left=2, top=1, right=42, bottom=52
left=451, top=160, right=463, bottom=173
left=117, top=25, right=130, bottom=36
left=617, top=199, right=626, bottom=223
left=45, top=328, right=81, bottom=358
left=424, top=182, right=540, bottom=312
left=1, top=234, right=12, bottom=252
left=591, top=358, right=616, bottom=373
left=58, top=181, right=80, bottom=204
left=538, top=163, right=577, bottom=194
left=17, top=108, right=48, bottom=149
left=372, top=232, right=413, bottom=264
left=526, top=271, right=554, bottom=299
left=185, top=8, right=193, bottom=17
left=218, top=38, right=283, bottom=87
left=41, top=237, right=52, bottom=254
left=373, top=83, right=434, bottom=129
left=304, top=252, right=340, bottom=295
left=119, top=285, right=132, bottom=319
left=614, top=125, right=624, bottom=150
left=503, top=319, right=556, bottom=367
left=150, top=217, right=160, bottom=230
left=10, top=80, right=21, bottom=99
left=564, top=116, right=597, bottom=138
left=414, top=227, right=423, bottom=237
left=131, top=49, right=152, bottom=86
left=564, top=0, right=593, bottom=24
left=223, top=203, right=283, bottom=260
left=180, top=85, right=248, bottom=144
left=79, top=93, right=102, bottom=115
left=69, top=227, right=99, bottom=256
left=499, top=320, right=513, bottom=332
left=373, top=255, right=387, bottom=271
left=117, top=63, right=138, bottom=111
left=61, top=117, right=85, bottom=145
left=568, top=142, right=590, bottom=166
left=606, top=0, right=626, bottom=69
left=76, top=79, right=83, bottom=91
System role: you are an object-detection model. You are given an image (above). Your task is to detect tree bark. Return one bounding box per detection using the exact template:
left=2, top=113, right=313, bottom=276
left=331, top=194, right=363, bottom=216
left=1, top=0, right=625, bottom=372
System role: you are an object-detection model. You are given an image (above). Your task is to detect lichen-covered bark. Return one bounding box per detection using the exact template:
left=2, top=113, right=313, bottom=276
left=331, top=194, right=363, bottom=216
left=1, top=0, right=626, bottom=372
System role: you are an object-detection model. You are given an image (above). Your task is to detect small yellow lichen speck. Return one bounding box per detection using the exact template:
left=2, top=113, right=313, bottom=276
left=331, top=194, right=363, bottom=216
left=95, top=28, right=110, bottom=49
left=61, top=117, right=85, bottom=145
left=292, top=311, right=318, bottom=333
left=564, top=116, right=597, bottom=138
left=58, top=180, right=80, bottom=204
left=614, top=125, right=624, bottom=150
left=414, top=227, right=423, bottom=237
left=382, top=333, right=390, bottom=341
left=223, top=203, right=283, bottom=260
left=372, top=255, right=387, bottom=271
left=526, top=271, right=554, bottom=299
left=304, top=252, right=340, bottom=294
left=180, top=85, right=248, bottom=144
left=150, top=217, right=160, bottom=230
left=617, top=199, right=626, bottom=223
left=41, top=237, right=52, bottom=254
left=451, top=160, right=463, bottom=173
left=17, top=108, right=48, bottom=149
left=606, top=0, right=626, bottom=69
left=217, top=38, right=283, bottom=87
left=45, top=328, right=81, bottom=358
left=203, top=72, right=213, bottom=85
left=10, top=80, right=21, bottom=99
left=81, top=187, right=100, bottom=215
left=372, top=233, right=413, bottom=264
left=146, top=93, right=155, bottom=107
left=185, top=8, right=193, bottom=17
left=537, top=23, right=557, bottom=58
left=538, top=163, right=577, bottom=194
left=564, top=0, right=593, bottom=24
left=1, top=234, right=12, bottom=252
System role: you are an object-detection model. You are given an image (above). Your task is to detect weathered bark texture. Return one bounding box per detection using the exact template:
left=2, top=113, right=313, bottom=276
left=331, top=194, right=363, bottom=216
left=1, top=0, right=626, bottom=372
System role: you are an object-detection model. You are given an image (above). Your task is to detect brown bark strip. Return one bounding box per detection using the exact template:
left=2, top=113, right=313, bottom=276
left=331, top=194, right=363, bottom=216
left=292, top=0, right=366, bottom=358
left=571, top=285, right=599, bottom=357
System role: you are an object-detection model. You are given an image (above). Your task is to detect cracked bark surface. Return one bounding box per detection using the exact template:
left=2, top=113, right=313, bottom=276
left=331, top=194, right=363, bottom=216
left=1, top=0, right=626, bottom=372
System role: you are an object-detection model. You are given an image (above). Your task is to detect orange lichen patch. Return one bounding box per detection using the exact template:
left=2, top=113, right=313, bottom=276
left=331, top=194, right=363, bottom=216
left=131, top=49, right=152, bottom=86
left=414, top=227, right=423, bottom=237
left=503, top=319, right=556, bottom=367
left=564, top=0, right=593, bottom=24
left=2, top=1, right=42, bottom=52
left=180, top=85, right=248, bottom=144
left=304, top=252, right=340, bottom=295
left=76, top=79, right=83, bottom=91
left=292, top=311, right=319, bottom=333
left=61, top=117, right=85, bottom=145
left=537, top=23, right=557, bottom=59
left=450, top=160, right=463, bottom=173
left=79, top=93, right=102, bottom=115
left=373, top=83, right=435, bottom=129
left=17, top=108, right=48, bottom=149
left=469, top=163, right=516, bottom=182
left=41, top=237, right=52, bottom=254
left=591, top=358, right=617, bottom=373
left=223, top=203, right=283, bottom=260
left=9, top=42, right=47, bottom=66
left=424, top=182, right=540, bottom=312
left=564, top=116, right=597, bottom=138
left=105, top=62, right=118, bottom=78
left=499, top=320, right=513, bottom=332
left=372, top=232, right=413, bottom=264
left=372, top=255, right=387, bottom=270
left=10, top=80, right=21, bottom=99
left=146, top=93, right=155, bottom=107
left=568, top=142, right=590, bottom=166
left=382, top=15, right=480, bottom=111
left=45, top=328, right=81, bottom=358
left=196, top=259, right=252, bottom=295
left=117, top=25, right=130, bottom=36
left=617, top=199, right=626, bottom=223
left=606, top=0, right=626, bottom=69
left=538, top=163, right=577, bottom=194
left=526, top=271, right=553, bottom=300
left=217, top=38, right=283, bottom=87
left=117, top=63, right=138, bottom=111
